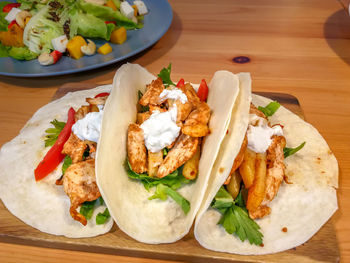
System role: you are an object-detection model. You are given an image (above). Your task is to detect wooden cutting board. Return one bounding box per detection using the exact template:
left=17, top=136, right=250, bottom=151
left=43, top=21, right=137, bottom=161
left=0, top=83, right=340, bottom=263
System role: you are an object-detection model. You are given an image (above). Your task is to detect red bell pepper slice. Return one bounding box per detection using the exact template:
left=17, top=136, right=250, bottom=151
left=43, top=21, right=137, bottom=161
left=3, top=3, right=21, bottom=13
left=50, top=50, right=62, bottom=64
left=176, top=78, right=185, bottom=89
left=34, top=107, right=75, bottom=181
left=94, top=92, right=110, bottom=98
left=7, top=20, right=18, bottom=29
left=197, top=79, right=209, bottom=101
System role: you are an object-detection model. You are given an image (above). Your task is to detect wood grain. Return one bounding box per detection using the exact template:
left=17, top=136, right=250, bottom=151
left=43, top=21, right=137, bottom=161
left=0, top=0, right=349, bottom=262
left=0, top=83, right=339, bottom=262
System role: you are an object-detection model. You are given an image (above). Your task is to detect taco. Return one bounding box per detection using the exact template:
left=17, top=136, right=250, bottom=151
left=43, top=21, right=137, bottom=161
left=96, top=63, right=242, bottom=244
left=0, top=85, right=114, bottom=238
left=194, top=74, right=338, bottom=254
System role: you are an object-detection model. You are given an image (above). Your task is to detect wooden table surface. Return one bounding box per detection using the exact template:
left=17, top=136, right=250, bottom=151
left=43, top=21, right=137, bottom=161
left=0, top=0, right=349, bottom=262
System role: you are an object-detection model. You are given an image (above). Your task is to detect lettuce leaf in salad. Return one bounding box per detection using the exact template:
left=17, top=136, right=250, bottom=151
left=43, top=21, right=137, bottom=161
left=23, top=4, right=67, bottom=54
left=8, top=46, right=38, bottom=60
left=0, top=43, right=10, bottom=57
left=77, top=0, right=143, bottom=30
left=70, top=11, right=116, bottom=41
left=0, top=2, right=11, bottom=31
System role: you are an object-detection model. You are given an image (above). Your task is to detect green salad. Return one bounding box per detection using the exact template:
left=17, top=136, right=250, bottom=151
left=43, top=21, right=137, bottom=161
left=0, top=0, right=148, bottom=64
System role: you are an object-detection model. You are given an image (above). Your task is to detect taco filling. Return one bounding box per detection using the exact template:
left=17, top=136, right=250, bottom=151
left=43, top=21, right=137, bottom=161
left=211, top=101, right=305, bottom=245
left=34, top=92, right=111, bottom=226
left=126, top=66, right=211, bottom=214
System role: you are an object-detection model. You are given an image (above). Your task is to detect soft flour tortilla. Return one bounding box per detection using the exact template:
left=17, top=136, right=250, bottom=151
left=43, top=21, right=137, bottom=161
left=194, top=83, right=338, bottom=254
left=0, top=86, right=114, bottom=238
left=96, top=63, right=240, bottom=244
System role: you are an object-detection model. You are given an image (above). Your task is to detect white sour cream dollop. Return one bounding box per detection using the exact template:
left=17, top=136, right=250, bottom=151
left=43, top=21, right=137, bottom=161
left=140, top=105, right=180, bottom=153
left=247, top=115, right=283, bottom=153
left=72, top=110, right=104, bottom=143
left=159, top=88, right=188, bottom=104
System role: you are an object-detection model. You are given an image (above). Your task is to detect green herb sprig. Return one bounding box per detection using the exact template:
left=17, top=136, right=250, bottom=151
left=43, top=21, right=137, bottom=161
left=44, top=119, right=66, bottom=147
left=284, top=142, right=306, bottom=158
left=258, top=101, right=281, bottom=117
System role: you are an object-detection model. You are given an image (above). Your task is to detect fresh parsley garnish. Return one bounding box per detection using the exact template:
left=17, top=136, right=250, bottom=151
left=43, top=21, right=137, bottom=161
left=158, top=63, right=175, bottom=86
left=96, top=208, right=111, bottom=225
left=284, top=141, right=306, bottom=158
left=138, top=90, right=149, bottom=113
left=44, top=119, right=66, bottom=147
left=62, top=155, right=72, bottom=175
left=211, top=186, right=263, bottom=245
left=125, top=159, right=192, bottom=214
left=149, top=184, right=190, bottom=214
left=258, top=101, right=281, bottom=117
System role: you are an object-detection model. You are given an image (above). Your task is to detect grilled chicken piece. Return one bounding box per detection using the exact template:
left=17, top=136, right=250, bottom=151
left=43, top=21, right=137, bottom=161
left=182, top=101, right=211, bottom=137
left=149, top=105, right=167, bottom=113
left=137, top=112, right=151, bottom=124
left=181, top=83, right=200, bottom=106
left=127, top=123, right=148, bottom=173
left=63, top=159, right=101, bottom=225
left=224, top=135, right=248, bottom=185
left=139, top=78, right=164, bottom=106
left=86, top=96, right=108, bottom=106
left=157, top=134, right=199, bottom=178
left=148, top=151, right=163, bottom=177
left=62, top=133, right=87, bottom=163
left=74, top=105, right=90, bottom=122
left=250, top=103, right=267, bottom=120
left=264, top=135, right=286, bottom=202
left=167, top=99, right=192, bottom=123
left=249, top=205, right=271, bottom=219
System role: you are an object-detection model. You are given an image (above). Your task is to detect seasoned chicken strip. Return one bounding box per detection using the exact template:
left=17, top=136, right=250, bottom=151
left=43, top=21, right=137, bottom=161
left=157, top=134, right=199, bottom=178
left=63, top=159, right=101, bottom=225
left=139, top=78, right=164, bottom=106
left=182, top=101, right=211, bottom=137
left=74, top=105, right=90, bottom=122
left=181, top=83, right=200, bottom=106
left=264, top=135, right=286, bottom=202
left=62, top=133, right=87, bottom=163
left=249, top=205, right=271, bottom=220
left=127, top=123, right=148, bottom=173
left=86, top=96, right=108, bottom=106
left=137, top=112, right=151, bottom=124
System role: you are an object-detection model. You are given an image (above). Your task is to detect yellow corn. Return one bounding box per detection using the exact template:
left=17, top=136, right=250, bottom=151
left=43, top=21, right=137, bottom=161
left=98, top=43, right=113, bottom=55
left=66, top=36, right=87, bottom=59
left=110, top=27, right=127, bottom=45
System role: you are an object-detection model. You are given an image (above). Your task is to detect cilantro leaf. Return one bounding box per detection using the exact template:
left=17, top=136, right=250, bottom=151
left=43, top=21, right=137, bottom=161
left=258, top=101, right=281, bottom=117
left=96, top=208, right=111, bottom=225
left=158, top=63, right=175, bottom=86
left=138, top=90, right=149, bottom=113
left=62, top=155, right=72, bottom=175
left=212, top=186, right=263, bottom=245
left=149, top=184, right=190, bottom=214
left=284, top=141, right=306, bottom=158
left=44, top=119, right=66, bottom=147
left=79, top=200, right=97, bottom=220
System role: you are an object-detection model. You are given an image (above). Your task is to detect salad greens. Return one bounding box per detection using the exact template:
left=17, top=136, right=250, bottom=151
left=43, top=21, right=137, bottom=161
left=1, top=0, right=145, bottom=61
left=62, top=155, right=72, bottom=175
left=80, top=197, right=110, bottom=224
left=211, top=186, right=263, bottom=245
left=125, top=159, right=192, bottom=214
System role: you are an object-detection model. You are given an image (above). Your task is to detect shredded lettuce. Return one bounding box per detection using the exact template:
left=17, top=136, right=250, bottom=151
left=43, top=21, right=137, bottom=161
left=61, top=155, right=72, bottom=175
left=0, top=43, right=10, bottom=57
left=8, top=46, right=38, bottom=60
left=96, top=208, right=110, bottom=225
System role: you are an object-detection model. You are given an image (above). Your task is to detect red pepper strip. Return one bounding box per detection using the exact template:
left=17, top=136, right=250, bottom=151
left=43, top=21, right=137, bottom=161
left=50, top=50, right=62, bottom=64
left=94, top=92, right=110, bottom=98
left=3, top=3, right=21, bottom=12
left=105, top=21, right=116, bottom=25
left=197, top=79, right=209, bottom=101
left=34, top=107, right=76, bottom=181
left=176, top=78, right=185, bottom=88
left=7, top=20, right=18, bottom=29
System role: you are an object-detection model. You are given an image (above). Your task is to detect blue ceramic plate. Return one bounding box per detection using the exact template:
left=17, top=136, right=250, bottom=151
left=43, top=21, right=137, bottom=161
left=0, top=0, right=172, bottom=77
